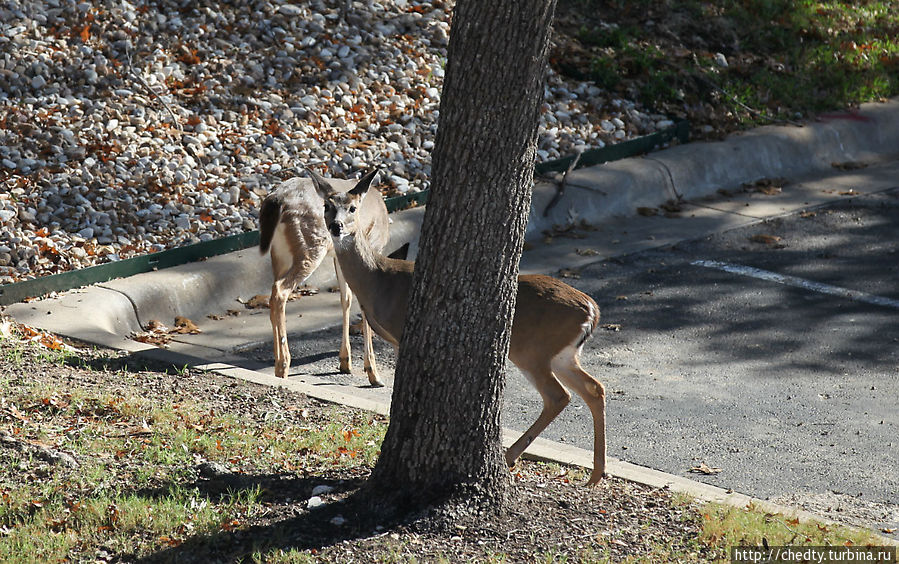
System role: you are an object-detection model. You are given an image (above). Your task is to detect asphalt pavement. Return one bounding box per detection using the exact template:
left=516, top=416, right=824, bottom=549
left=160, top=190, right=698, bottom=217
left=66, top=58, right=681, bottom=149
left=5, top=97, right=899, bottom=540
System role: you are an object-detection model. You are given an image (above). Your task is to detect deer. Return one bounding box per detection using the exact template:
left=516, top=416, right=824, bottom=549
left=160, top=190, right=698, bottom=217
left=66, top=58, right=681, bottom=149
left=258, top=171, right=390, bottom=386
left=308, top=167, right=607, bottom=485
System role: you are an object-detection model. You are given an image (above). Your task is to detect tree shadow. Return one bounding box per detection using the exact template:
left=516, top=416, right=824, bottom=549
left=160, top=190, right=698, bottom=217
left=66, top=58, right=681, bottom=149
left=132, top=476, right=431, bottom=563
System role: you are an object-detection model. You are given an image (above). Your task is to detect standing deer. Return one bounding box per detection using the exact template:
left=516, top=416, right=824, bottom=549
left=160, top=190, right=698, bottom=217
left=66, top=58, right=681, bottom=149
left=258, top=171, right=389, bottom=385
left=310, top=167, right=607, bottom=484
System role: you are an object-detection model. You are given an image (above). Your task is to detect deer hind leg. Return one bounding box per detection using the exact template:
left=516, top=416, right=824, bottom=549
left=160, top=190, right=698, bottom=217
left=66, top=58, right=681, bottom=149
left=334, top=257, right=354, bottom=374
left=270, top=276, right=293, bottom=379
left=361, top=311, right=383, bottom=387
left=269, top=236, right=325, bottom=378
left=551, top=347, right=607, bottom=485
left=506, top=360, right=571, bottom=469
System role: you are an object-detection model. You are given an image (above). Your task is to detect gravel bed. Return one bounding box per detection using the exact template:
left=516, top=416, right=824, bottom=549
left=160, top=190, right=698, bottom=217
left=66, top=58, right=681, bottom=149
left=0, top=0, right=671, bottom=284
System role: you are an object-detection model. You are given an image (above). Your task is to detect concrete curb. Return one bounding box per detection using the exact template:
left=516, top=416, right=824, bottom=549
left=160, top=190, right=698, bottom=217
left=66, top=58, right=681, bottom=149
left=51, top=206, right=428, bottom=335
left=529, top=96, right=899, bottom=237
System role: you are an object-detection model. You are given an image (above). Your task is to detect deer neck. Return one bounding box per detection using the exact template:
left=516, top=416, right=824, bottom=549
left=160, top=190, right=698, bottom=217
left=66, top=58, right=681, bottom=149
left=332, top=231, right=390, bottom=303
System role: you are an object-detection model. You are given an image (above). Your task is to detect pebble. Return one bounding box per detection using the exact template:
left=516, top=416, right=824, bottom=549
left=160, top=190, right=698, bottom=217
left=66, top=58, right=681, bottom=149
left=0, top=0, right=663, bottom=284
left=311, top=484, right=335, bottom=496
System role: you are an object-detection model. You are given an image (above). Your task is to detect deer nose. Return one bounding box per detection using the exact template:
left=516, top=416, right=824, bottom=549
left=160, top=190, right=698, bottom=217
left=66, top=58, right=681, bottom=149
left=328, top=221, right=343, bottom=237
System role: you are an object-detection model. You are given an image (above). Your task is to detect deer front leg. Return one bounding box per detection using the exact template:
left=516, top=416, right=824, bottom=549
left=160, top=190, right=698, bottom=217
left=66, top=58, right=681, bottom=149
left=269, top=280, right=292, bottom=378
left=335, top=258, right=353, bottom=374
left=361, top=312, right=383, bottom=387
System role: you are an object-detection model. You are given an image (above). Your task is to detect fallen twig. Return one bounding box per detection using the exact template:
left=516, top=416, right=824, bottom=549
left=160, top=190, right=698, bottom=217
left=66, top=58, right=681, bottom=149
left=125, top=47, right=183, bottom=131
left=541, top=148, right=585, bottom=217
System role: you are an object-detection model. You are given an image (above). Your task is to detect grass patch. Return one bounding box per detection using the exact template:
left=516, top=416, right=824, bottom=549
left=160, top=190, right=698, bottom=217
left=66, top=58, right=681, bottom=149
left=0, top=335, right=386, bottom=561
left=557, top=0, right=899, bottom=131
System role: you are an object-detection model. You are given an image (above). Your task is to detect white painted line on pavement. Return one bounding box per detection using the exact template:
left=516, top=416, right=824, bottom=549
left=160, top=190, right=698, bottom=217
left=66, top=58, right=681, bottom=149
left=691, top=260, right=899, bottom=309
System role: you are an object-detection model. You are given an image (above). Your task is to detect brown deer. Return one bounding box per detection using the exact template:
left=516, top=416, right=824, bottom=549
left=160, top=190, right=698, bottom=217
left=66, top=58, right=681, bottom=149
left=310, top=168, right=607, bottom=484
left=258, top=171, right=389, bottom=386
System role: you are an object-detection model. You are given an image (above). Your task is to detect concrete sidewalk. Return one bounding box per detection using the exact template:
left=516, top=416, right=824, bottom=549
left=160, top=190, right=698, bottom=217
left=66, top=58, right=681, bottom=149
left=5, top=96, right=899, bottom=543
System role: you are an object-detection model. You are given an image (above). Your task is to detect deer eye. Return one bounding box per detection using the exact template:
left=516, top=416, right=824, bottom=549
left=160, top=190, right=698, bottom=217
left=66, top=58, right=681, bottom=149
left=348, top=205, right=356, bottom=213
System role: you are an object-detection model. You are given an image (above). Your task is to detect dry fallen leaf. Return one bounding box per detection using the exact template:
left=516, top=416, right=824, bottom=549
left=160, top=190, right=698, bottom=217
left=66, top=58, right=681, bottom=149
left=289, top=287, right=319, bottom=300
left=750, top=234, right=783, bottom=246
left=146, top=319, right=168, bottom=332
left=558, top=268, right=580, bottom=279
left=755, top=185, right=782, bottom=196
left=241, top=294, right=270, bottom=309
left=575, top=248, right=599, bottom=256
left=173, top=316, right=201, bottom=334
left=689, top=462, right=722, bottom=475
left=832, top=161, right=868, bottom=170
left=600, top=323, right=622, bottom=332
left=660, top=201, right=683, bottom=213
left=637, top=207, right=658, bottom=217
left=744, top=177, right=787, bottom=196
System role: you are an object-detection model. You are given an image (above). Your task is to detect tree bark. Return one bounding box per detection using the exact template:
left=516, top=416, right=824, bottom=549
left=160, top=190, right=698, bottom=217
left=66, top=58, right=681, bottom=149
left=367, top=0, right=557, bottom=510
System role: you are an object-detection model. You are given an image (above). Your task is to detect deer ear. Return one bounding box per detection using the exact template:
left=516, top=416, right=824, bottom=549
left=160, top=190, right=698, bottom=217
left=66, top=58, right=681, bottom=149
left=303, top=165, right=332, bottom=198
left=349, top=168, right=379, bottom=197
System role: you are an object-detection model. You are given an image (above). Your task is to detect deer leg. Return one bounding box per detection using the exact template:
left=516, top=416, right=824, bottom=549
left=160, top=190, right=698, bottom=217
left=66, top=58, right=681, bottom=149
left=506, top=362, right=571, bottom=468
left=361, top=312, right=383, bottom=387
left=552, top=350, right=607, bottom=485
left=334, top=258, right=354, bottom=374
left=269, top=278, right=293, bottom=379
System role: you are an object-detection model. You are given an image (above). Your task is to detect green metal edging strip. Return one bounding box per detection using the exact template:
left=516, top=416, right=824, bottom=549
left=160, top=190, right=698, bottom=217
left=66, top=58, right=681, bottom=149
left=535, top=118, right=689, bottom=175
left=0, top=231, right=259, bottom=306
left=0, top=120, right=688, bottom=306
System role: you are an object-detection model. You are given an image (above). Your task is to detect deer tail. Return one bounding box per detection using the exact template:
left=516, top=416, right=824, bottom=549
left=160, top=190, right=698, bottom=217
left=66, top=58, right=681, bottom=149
left=258, top=197, right=282, bottom=254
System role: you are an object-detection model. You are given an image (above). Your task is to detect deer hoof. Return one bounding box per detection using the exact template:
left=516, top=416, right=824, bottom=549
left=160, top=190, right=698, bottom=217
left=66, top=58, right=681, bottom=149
left=365, top=369, right=384, bottom=387
left=338, top=358, right=352, bottom=374
left=585, top=469, right=606, bottom=486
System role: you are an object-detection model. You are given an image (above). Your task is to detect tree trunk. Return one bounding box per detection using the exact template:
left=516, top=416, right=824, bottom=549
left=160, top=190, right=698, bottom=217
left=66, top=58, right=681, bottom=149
left=367, top=0, right=557, bottom=509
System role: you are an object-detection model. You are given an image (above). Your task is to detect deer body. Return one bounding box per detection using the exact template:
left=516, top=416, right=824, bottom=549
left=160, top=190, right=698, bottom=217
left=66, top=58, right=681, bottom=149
left=259, top=174, right=389, bottom=385
left=315, top=169, right=607, bottom=485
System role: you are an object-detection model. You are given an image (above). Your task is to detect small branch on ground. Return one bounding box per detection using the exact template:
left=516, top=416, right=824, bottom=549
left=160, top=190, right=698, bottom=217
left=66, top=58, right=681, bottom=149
left=125, top=48, right=183, bottom=131
left=541, top=148, right=585, bottom=217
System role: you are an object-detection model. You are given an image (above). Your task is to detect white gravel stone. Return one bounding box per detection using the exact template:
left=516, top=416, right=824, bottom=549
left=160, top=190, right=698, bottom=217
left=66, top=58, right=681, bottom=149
left=311, top=484, right=335, bottom=496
